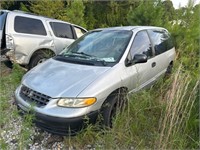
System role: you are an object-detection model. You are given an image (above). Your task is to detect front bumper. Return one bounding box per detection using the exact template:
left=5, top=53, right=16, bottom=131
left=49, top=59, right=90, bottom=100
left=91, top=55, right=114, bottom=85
left=16, top=102, right=99, bottom=135
left=34, top=110, right=98, bottom=135
left=15, top=86, right=99, bottom=135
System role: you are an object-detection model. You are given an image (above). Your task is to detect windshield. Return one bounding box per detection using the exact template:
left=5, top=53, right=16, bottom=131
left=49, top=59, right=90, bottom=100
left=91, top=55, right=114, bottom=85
left=55, top=30, right=132, bottom=66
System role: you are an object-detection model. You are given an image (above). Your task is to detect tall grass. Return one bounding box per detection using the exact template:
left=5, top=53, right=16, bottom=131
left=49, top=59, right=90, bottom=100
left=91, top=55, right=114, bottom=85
left=157, top=66, right=199, bottom=149
left=65, top=64, right=199, bottom=149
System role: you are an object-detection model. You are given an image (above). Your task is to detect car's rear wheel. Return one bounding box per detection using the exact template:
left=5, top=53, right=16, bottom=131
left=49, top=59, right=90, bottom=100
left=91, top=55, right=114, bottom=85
left=28, top=50, right=54, bottom=70
left=101, top=89, right=127, bottom=128
left=165, top=62, right=173, bottom=76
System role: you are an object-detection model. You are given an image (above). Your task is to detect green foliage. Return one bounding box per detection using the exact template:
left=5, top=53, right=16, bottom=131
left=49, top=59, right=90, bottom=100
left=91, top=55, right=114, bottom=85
left=0, top=0, right=15, bottom=9
left=127, top=0, right=165, bottom=26
left=84, top=1, right=96, bottom=30
left=63, top=0, right=86, bottom=27
left=30, top=0, right=66, bottom=19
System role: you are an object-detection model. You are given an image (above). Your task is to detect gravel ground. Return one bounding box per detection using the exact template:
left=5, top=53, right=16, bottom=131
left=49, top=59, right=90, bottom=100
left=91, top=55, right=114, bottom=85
left=1, top=115, right=65, bottom=150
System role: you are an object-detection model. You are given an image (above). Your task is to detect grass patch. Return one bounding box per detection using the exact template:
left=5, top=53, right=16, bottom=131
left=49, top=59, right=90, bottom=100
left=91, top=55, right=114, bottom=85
left=0, top=63, right=35, bottom=149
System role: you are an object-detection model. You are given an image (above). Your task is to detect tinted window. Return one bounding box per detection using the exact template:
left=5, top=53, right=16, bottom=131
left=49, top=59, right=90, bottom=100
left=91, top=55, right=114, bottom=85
left=148, top=30, right=174, bottom=55
left=130, top=30, right=152, bottom=59
left=164, top=30, right=174, bottom=50
left=50, top=22, right=73, bottom=39
left=14, top=16, right=47, bottom=35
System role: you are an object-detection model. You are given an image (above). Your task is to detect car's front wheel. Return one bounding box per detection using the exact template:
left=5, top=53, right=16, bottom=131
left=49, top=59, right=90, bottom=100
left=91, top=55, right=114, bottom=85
left=101, top=90, right=127, bottom=128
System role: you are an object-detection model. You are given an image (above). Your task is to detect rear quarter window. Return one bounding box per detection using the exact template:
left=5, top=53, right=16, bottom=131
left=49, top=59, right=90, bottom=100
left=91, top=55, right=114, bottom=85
left=148, top=29, right=174, bottom=55
left=50, top=22, right=74, bottom=39
left=14, top=16, right=47, bottom=36
left=74, top=26, right=86, bottom=38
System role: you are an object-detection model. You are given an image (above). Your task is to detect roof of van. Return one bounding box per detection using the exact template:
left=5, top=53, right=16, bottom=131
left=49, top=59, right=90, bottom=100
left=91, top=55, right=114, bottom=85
left=93, top=26, right=166, bottom=31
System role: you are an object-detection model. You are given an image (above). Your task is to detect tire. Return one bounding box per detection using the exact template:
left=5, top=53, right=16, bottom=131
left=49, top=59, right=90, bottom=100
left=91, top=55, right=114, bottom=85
left=165, top=63, right=173, bottom=77
left=28, top=51, right=54, bottom=70
left=101, top=90, right=127, bottom=128
left=4, top=60, right=13, bottom=69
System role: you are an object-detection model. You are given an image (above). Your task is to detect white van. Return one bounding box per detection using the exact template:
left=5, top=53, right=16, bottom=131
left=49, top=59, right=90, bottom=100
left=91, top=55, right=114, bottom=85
left=0, top=10, right=87, bottom=69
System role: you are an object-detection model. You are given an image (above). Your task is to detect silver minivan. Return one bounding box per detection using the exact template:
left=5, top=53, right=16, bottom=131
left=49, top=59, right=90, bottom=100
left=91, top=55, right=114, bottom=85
left=0, top=10, right=87, bottom=69
left=15, top=26, right=176, bottom=135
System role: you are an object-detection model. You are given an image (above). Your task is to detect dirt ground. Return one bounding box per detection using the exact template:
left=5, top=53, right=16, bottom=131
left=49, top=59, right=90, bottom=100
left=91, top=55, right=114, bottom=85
left=0, top=61, right=12, bottom=77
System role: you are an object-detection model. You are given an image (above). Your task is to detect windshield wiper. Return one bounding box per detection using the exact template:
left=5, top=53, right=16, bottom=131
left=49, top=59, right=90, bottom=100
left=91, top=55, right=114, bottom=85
left=99, top=60, right=107, bottom=66
left=72, top=52, right=96, bottom=58
left=57, top=52, right=108, bottom=66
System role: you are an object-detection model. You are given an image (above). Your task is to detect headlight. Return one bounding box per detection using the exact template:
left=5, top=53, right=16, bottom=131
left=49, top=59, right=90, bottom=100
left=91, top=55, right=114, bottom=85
left=57, top=98, right=96, bottom=108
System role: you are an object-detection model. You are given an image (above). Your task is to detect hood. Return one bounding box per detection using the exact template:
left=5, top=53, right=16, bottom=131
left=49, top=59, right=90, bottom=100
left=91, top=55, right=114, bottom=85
left=22, top=59, right=110, bottom=98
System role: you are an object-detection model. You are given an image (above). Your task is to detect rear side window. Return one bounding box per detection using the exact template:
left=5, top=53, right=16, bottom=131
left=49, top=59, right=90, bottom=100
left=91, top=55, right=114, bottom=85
left=14, top=16, right=47, bottom=35
left=74, top=26, right=86, bottom=38
left=148, top=30, right=174, bottom=55
left=50, top=22, right=73, bottom=39
left=130, top=30, right=153, bottom=59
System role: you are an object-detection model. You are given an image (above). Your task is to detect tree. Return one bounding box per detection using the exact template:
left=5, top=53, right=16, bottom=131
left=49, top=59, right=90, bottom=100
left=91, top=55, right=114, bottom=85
left=84, top=0, right=96, bottom=30
left=127, top=0, right=165, bottom=26
left=0, top=0, right=17, bottom=10
left=30, top=0, right=66, bottom=20
left=162, top=0, right=176, bottom=21
left=64, top=0, right=86, bottom=27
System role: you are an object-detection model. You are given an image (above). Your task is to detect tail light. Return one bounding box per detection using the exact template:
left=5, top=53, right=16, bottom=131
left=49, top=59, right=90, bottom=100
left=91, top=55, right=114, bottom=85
left=6, top=34, right=14, bottom=50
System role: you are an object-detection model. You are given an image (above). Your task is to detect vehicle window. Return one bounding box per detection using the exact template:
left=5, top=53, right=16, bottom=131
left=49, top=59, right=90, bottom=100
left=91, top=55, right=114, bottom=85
left=14, top=16, right=47, bottom=35
left=74, top=26, right=86, bottom=38
left=164, top=30, right=174, bottom=50
left=130, top=30, right=153, bottom=59
left=0, top=12, right=7, bottom=30
left=50, top=22, right=73, bottom=39
left=148, top=30, right=174, bottom=55
left=58, top=30, right=132, bottom=65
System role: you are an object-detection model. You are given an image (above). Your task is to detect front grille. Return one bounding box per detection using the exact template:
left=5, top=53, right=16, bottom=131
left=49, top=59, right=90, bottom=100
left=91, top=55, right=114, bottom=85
left=20, top=85, right=51, bottom=107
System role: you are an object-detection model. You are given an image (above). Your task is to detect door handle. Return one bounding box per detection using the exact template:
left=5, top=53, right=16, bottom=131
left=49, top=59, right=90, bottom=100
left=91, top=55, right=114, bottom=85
left=152, top=62, right=156, bottom=68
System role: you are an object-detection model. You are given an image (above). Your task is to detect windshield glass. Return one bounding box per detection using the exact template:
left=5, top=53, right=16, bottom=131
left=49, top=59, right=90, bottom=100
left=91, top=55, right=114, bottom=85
left=56, top=30, right=132, bottom=66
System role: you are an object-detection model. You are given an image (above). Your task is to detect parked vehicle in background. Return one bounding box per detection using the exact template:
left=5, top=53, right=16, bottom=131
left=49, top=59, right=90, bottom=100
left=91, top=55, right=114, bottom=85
left=0, top=10, right=87, bottom=69
left=15, top=26, right=175, bottom=135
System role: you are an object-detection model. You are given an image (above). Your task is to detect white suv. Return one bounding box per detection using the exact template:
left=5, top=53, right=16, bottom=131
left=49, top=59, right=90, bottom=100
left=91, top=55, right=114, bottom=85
left=0, top=10, right=87, bottom=69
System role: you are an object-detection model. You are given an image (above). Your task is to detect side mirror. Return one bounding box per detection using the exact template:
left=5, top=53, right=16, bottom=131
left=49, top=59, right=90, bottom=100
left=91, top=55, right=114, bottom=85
left=133, top=54, right=147, bottom=64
